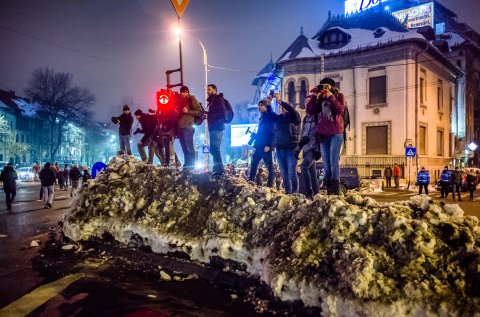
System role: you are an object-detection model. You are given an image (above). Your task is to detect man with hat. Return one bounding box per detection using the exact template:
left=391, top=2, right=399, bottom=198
left=112, top=105, right=134, bottom=155
left=178, top=86, right=203, bottom=170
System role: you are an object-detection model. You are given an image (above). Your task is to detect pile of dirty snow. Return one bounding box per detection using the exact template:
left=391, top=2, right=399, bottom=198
left=62, top=156, right=480, bottom=316
left=354, top=179, right=384, bottom=193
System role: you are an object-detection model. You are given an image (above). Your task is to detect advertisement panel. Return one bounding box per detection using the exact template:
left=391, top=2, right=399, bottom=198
left=392, top=2, right=434, bottom=29
left=345, top=0, right=389, bottom=14
left=230, top=124, right=258, bottom=147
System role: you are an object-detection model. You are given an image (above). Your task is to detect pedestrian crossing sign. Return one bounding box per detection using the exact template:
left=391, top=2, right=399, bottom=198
left=202, top=145, right=210, bottom=154
left=405, top=147, right=416, bottom=157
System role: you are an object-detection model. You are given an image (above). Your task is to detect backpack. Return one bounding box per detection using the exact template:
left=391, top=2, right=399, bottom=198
left=224, top=98, right=234, bottom=123
left=194, top=102, right=206, bottom=126
left=342, top=105, right=350, bottom=144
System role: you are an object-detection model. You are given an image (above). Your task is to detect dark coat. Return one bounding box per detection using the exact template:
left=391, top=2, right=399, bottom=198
left=0, top=165, right=18, bottom=192
left=253, top=111, right=275, bottom=149
left=39, top=167, right=56, bottom=187
left=138, top=114, right=157, bottom=143
left=450, top=170, right=462, bottom=185
left=82, top=171, right=92, bottom=183
left=267, top=101, right=301, bottom=150
left=306, top=93, right=346, bottom=137
left=178, top=95, right=203, bottom=128
left=207, top=93, right=227, bottom=132
left=117, top=113, right=134, bottom=136
left=69, top=166, right=81, bottom=181
left=384, top=167, right=393, bottom=178
left=416, top=170, right=430, bottom=185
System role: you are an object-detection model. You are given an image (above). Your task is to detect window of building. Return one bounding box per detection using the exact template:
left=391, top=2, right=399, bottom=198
left=420, top=77, right=425, bottom=104
left=419, top=125, right=427, bottom=155
left=330, top=32, right=338, bottom=43
left=366, top=125, right=388, bottom=154
left=15, top=134, right=19, bottom=142
left=300, top=80, right=307, bottom=108
left=287, top=81, right=295, bottom=105
left=437, top=80, right=443, bottom=111
left=369, top=75, right=387, bottom=105
left=437, top=129, right=444, bottom=156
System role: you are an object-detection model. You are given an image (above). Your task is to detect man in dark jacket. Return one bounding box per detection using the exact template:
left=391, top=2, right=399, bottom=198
left=0, top=163, right=18, bottom=210
left=267, top=93, right=301, bottom=194
left=384, top=166, right=393, bottom=188
left=439, top=166, right=452, bottom=198
left=39, top=162, right=56, bottom=209
left=69, top=164, right=81, bottom=197
left=134, top=110, right=165, bottom=165
left=178, top=86, right=203, bottom=170
left=416, top=167, right=430, bottom=195
left=297, top=95, right=320, bottom=198
left=113, top=105, right=134, bottom=155
left=451, top=167, right=462, bottom=201
left=206, top=84, right=227, bottom=175
left=248, top=99, right=276, bottom=187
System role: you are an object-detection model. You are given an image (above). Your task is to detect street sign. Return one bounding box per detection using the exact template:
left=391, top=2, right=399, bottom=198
left=405, top=147, right=416, bottom=157
left=158, top=94, right=169, bottom=105
left=202, top=145, right=210, bottom=154
left=91, top=162, right=107, bottom=179
left=170, top=0, right=190, bottom=18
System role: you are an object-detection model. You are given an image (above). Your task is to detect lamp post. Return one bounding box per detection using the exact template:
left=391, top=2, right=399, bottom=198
left=195, top=38, right=210, bottom=169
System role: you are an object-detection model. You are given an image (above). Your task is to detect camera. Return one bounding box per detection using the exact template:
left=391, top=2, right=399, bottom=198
left=111, top=116, right=119, bottom=124
left=317, top=84, right=331, bottom=92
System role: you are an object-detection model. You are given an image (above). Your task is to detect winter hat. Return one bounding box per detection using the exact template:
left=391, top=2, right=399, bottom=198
left=180, top=86, right=189, bottom=93
left=45, top=162, right=51, bottom=168
left=309, top=87, right=318, bottom=93
left=123, top=105, right=130, bottom=111
left=134, top=109, right=143, bottom=116
left=320, top=77, right=336, bottom=87
left=83, top=166, right=88, bottom=171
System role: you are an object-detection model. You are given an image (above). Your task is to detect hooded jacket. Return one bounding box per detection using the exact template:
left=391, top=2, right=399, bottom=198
left=267, top=101, right=300, bottom=150
left=306, top=93, right=346, bottom=137
left=138, top=114, right=157, bottom=143
left=207, top=93, right=227, bottom=132
left=0, top=165, right=18, bottom=192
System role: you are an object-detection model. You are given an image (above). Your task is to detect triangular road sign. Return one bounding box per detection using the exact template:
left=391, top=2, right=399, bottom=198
left=170, top=0, right=190, bottom=18
left=407, top=149, right=414, bottom=156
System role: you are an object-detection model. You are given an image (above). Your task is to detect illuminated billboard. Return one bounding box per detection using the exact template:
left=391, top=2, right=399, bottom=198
left=345, top=0, right=389, bottom=14
left=230, top=124, right=258, bottom=147
left=393, top=2, right=434, bottom=29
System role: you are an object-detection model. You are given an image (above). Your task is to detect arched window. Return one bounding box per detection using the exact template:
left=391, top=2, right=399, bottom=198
left=300, top=80, right=307, bottom=108
left=288, top=81, right=295, bottom=105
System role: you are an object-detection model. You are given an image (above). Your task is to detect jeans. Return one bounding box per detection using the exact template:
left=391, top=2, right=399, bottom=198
left=320, top=134, right=343, bottom=182
left=42, top=185, right=54, bottom=205
left=300, top=149, right=319, bottom=195
left=4, top=190, right=16, bottom=209
left=249, top=147, right=274, bottom=187
left=178, top=127, right=195, bottom=169
left=276, top=149, right=298, bottom=194
left=119, top=135, right=132, bottom=155
left=209, top=130, right=224, bottom=173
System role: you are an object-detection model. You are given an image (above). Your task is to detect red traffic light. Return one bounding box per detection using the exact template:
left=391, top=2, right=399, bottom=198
left=156, top=89, right=179, bottom=114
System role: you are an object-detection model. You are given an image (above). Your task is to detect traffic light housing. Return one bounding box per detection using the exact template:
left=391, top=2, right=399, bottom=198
left=155, top=89, right=180, bottom=136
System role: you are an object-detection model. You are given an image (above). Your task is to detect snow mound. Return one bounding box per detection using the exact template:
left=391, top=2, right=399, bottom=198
left=63, top=156, right=480, bottom=316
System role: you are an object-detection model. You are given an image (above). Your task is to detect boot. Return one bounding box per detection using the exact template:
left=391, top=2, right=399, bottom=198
left=330, top=180, right=341, bottom=195
left=325, top=180, right=332, bottom=195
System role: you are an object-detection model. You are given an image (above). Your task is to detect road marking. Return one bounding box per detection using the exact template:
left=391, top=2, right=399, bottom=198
left=0, top=273, right=84, bottom=317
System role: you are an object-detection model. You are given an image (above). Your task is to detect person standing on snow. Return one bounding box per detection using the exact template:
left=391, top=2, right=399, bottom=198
left=112, top=105, right=134, bottom=155
left=205, top=84, right=228, bottom=176
left=0, top=163, right=18, bottom=211
left=416, top=167, right=430, bottom=195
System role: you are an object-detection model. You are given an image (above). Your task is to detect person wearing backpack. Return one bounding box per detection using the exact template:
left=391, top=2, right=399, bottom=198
left=177, top=86, right=203, bottom=170
left=306, top=78, right=346, bottom=195
left=439, top=166, right=452, bottom=198
left=206, top=84, right=232, bottom=176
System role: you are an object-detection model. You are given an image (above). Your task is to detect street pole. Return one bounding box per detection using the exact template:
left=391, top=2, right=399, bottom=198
left=196, top=39, right=210, bottom=170
left=178, top=17, right=184, bottom=86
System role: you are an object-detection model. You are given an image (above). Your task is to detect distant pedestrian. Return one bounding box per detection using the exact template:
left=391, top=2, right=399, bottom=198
left=451, top=167, right=462, bottom=201
left=416, top=167, right=430, bottom=195
left=206, top=84, right=229, bottom=176
left=32, top=162, right=40, bottom=181
left=466, top=169, right=478, bottom=201
left=268, top=93, right=301, bottom=194
left=62, top=164, right=70, bottom=190
left=112, top=105, right=134, bottom=155
left=82, top=166, right=92, bottom=185
left=178, top=86, right=203, bottom=170
left=0, top=163, right=18, bottom=211
left=384, top=165, right=393, bottom=188
left=39, top=162, right=56, bottom=209
left=393, top=163, right=401, bottom=188
left=439, top=166, right=452, bottom=198
left=306, top=78, right=346, bottom=195
left=69, top=164, right=81, bottom=197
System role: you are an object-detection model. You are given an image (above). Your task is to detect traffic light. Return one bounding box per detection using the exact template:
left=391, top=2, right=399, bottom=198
left=155, top=89, right=179, bottom=136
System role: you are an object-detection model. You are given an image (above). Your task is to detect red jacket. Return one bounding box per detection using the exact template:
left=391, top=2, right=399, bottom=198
left=393, top=165, right=401, bottom=177
left=306, top=93, right=346, bottom=137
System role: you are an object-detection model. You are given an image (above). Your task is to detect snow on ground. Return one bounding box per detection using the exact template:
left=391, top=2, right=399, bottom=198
left=354, top=179, right=384, bottom=193
left=62, top=156, right=480, bottom=316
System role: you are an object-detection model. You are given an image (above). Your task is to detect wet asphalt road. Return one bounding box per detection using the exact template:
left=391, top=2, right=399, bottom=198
left=1, top=182, right=479, bottom=316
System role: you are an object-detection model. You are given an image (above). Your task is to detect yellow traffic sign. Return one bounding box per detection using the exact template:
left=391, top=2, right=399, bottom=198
left=170, top=0, right=189, bottom=18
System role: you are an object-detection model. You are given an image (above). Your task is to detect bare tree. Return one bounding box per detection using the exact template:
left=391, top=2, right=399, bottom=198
left=25, top=67, right=95, bottom=162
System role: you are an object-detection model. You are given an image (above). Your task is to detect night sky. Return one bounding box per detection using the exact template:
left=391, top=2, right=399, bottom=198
left=1, top=0, right=479, bottom=121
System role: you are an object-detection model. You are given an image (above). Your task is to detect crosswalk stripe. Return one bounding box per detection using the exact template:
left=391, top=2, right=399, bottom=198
left=0, top=273, right=84, bottom=317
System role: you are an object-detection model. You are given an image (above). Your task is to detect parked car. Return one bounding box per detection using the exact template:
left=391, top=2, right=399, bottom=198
left=317, top=164, right=361, bottom=195
left=17, top=167, right=35, bottom=181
